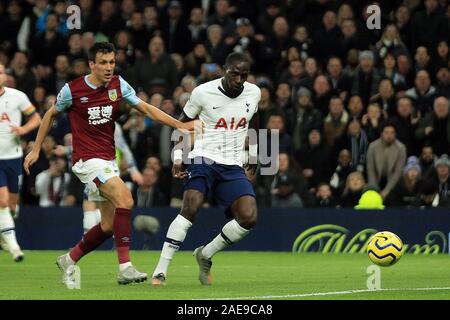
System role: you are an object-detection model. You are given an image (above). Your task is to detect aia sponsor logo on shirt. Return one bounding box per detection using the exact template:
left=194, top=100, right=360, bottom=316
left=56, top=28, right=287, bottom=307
left=214, top=117, right=247, bottom=130
left=87, top=105, right=113, bottom=125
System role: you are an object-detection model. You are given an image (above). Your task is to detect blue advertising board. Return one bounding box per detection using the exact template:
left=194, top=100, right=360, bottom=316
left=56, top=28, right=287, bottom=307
left=14, top=207, right=450, bottom=254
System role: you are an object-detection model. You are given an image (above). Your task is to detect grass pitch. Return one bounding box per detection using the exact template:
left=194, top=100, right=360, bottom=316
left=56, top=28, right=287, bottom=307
left=1, top=251, right=449, bottom=300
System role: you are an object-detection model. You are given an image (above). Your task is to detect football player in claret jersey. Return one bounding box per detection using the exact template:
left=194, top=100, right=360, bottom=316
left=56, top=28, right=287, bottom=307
left=23, top=42, right=198, bottom=286
left=0, top=63, right=41, bottom=262
left=151, top=52, right=261, bottom=286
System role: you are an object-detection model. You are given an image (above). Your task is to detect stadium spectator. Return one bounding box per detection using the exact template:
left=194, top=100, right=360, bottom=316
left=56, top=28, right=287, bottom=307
left=410, top=0, right=448, bottom=52
left=386, top=156, right=423, bottom=207
left=375, top=24, right=409, bottom=61
left=362, top=103, right=385, bottom=142
left=366, top=123, right=407, bottom=200
left=329, top=149, right=354, bottom=197
left=370, top=78, right=397, bottom=118
left=296, top=129, right=331, bottom=191
left=134, top=167, right=167, bottom=207
left=347, top=95, right=365, bottom=120
left=122, top=111, right=159, bottom=170
left=380, top=53, right=407, bottom=92
left=405, top=69, right=437, bottom=115
left=205, top=24, right=230, bottom=67
left=206, top=0, right=236, bottom=38
left=133, top=36, right=178, bottom=94
left=266, top=112, right=292, bottom=155
left=414, top=178, right=450, bottom=208
left=29, top=13, right=68, bottom=67
left=270, top=153, right=306, bottom=208
left=313, top=10, right=343, bottom=63
left=287, top=86, right=323, bottom=153
left=8, top=51, right=36, bottom=98
left=351, top=50, right=381, bottom=106
left=415, top=96, right=450, bottom=156
left=160, top=1, right=192, bottom=56
left=274, top=82, right=292, bottom=111
left=323, top=96, right=349, bottom=148
left=312, top=75, right=333, bottom=116
left=432, top=154, right=450, bottom=202
left=326, top=56, right=351, bottom=102
left=188, top=7, right=207, bottom=45
left=296, top=57, right=320, bottom=92
left=334, top=119, right=368, bottom=172
left=184, top=43, right=212, bottom=77
left=419, top=144, right=437, bottom=176
left=35, top=156, right=71, bottom=207
left=96, top=0, right=126, bottom=41
left=313, top=182, right=336, bottom=208
left=391, top=97, right=421, bottom=155
left=291, top=25, right=315, bottom=61
left=436, top=66, right=450, bottom=98
left=340, top=171, right=366, bottom=208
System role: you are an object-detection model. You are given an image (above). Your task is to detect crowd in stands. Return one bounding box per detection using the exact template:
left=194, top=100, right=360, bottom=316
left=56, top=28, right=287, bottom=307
left=1, top=0, right=449, bottom=209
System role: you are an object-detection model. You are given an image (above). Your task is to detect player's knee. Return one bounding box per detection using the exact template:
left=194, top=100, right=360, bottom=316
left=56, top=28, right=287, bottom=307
left=116, top=191, right=134, bottom=209
left=180, top=205, right=200, bottom=222
left=181, top=197, right=203, bottom=222
left=236, top=205, right=257, bottom=229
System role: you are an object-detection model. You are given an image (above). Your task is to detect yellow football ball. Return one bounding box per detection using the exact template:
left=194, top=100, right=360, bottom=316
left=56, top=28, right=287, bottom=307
left=367, top=231, right=403, bottom=266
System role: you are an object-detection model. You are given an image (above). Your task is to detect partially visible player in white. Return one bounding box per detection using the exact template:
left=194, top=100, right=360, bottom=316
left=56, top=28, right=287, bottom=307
left=0, top=63, right=41, bottom=261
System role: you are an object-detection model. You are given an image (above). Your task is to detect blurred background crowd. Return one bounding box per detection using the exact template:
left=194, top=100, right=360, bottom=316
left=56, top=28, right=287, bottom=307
left=1, top=0, right=449, bottom=209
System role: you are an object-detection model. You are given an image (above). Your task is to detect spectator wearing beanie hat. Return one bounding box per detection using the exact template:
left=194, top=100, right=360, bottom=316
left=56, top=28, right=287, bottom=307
left=386, top=156, right=423, bottom=207
left=434, top=154, right=450, bottom=201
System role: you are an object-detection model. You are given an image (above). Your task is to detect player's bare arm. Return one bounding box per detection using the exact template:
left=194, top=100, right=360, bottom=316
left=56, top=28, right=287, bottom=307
left=10, top=109, right=41, bottom=136
left=134, top=100, right=201, bottom=132
left=245, top=112, right=259, bottom=176
left=23, top=105, right=59, bottom=175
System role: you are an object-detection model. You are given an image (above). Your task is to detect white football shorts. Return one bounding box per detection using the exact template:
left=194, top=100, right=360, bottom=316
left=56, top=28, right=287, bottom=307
left=72, top=158, right=120, bottom=202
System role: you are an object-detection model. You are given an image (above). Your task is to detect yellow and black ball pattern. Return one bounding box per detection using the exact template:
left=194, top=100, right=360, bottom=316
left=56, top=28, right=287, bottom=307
left=367, top=231, right=403, bottom=266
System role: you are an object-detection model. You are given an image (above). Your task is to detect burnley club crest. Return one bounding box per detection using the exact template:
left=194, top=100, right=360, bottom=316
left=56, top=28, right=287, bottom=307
left=108, top=89, right=118, bottom=101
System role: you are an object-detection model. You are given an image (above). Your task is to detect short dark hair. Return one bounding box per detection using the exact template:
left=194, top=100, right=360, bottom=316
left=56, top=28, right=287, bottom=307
left=224, top=52, right=250, bottom=68
left=88, top=42, right=116, bottom=62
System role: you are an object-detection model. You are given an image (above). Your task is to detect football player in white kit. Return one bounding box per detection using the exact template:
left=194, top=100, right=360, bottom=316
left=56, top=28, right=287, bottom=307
left=152, top=53, right=261, bottom=285
left=0, top=63, right=41, bottom=261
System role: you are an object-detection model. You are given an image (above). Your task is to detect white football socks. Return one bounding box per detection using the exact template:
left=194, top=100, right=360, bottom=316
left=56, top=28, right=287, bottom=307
left=202, top=219, right=250, bottom=259
left=0, top=207, right=21, bottom=253
left=83, top=209, right=101, bottom=233
left=152, top=214, right=192, bottom=277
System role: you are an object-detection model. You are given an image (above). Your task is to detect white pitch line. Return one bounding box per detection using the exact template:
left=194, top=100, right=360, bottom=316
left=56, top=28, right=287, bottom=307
left=202, top=287, right=450, bottom=300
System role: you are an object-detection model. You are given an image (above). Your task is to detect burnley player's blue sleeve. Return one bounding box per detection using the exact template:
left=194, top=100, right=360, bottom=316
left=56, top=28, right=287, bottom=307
left=119, top=76, right=141, bottom=107
left=55, top=84, right=72, bottom=112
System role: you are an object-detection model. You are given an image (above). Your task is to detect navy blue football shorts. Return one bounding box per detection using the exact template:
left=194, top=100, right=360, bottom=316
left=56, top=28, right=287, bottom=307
left=184, top=157, right=255, bottom=211
left=0, top=158, right=22, bottom=193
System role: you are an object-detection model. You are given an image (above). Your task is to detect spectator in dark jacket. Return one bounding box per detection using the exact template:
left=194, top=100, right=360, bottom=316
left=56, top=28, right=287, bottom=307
left=313, top=10, right=343, bottom=63
left=329, top=149, right=355, bottom=197
left=351, top=50, right=381, bottom=106
left=133, top=36, right=179, bottom=94
left=391, top=97, right=421, bottom=156
left=415, top=96, right=450, bottom=156
left=296, top=129, right=331, bottom=191
left=386, top=156, right=423, bottom=207
left=314, top=183, right=337, bottom=208
left=287, top=87, right=323, bottom=153
left=413, top=178, right=450, bottom=209
left=405, top=70, right=437, bottom=114
left=340, top=171, right=366, bottom=208
left=134, top=168, right=167, bottom=207
left=334, top=119, right=368, bottom=172
left=410, top=0, right=448, bottom=51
